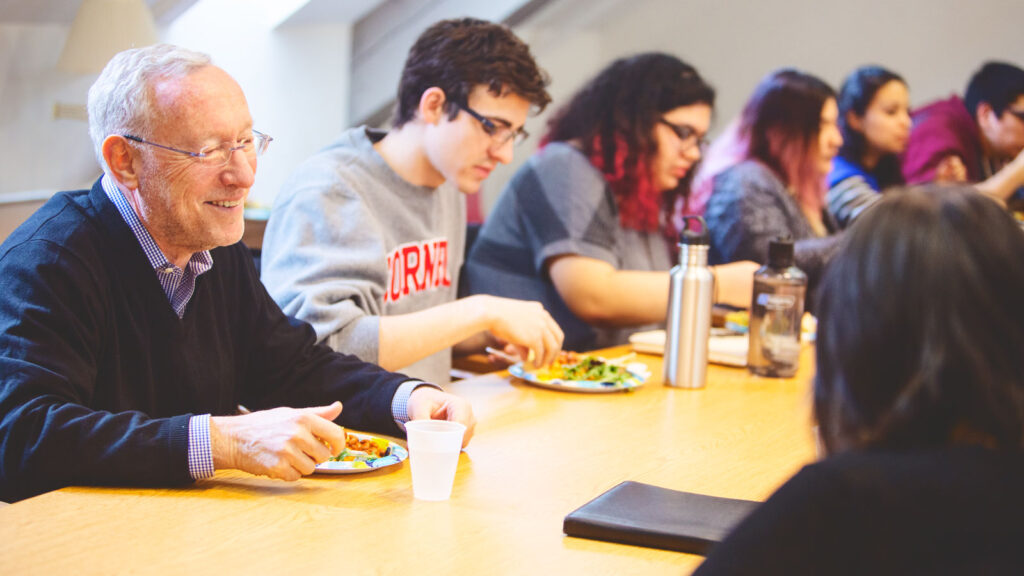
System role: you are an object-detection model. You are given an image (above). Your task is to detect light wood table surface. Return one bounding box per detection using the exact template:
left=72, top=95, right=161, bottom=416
left=0, top=345, right=817, bottom=575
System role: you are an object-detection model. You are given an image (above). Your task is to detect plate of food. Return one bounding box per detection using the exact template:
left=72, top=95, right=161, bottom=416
left=507, top=351, right=648, bottom=393
left=315, top=432, right=408, bottom=474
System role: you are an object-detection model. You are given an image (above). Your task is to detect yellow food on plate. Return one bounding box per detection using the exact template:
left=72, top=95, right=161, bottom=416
left=725, top=310, right=749, bottom=329
left=327, top=433, right=390, bottom=462
left=529, top=351, right=634, bottom=385
left=345, top=433, right=388, bottom=458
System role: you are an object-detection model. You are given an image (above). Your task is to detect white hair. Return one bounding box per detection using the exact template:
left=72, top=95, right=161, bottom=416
left=87, top=43, right=212, bottom=173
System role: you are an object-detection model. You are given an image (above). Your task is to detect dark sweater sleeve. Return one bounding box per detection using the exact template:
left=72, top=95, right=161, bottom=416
left=692, top=464, right=856, bottom=575
left=0, top=239, right=192, bottom=502
left=232, top=244, right=408, bottom=437
left=706, top=165, right=841, bottom=299
left=707, top=165, right=789, bottom=265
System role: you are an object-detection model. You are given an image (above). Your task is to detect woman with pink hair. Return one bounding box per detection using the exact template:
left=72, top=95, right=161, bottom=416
left=700, top=69, right=844, bottom=304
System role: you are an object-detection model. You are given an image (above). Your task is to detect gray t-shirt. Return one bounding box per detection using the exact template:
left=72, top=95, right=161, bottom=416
left=464, top=142, right=673, bottom=351
left=261, top=127, right=466, bottom=385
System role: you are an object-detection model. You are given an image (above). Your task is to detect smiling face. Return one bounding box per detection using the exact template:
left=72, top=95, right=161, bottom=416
left=649, top=103, right=712, bottom=192
left=130, top=66, right=256, bottom=264
left=856, top=80, right=912, bottom=157
left=423, top=85, right=532, bottom=194
left=817, top=98, right=843, bottom=176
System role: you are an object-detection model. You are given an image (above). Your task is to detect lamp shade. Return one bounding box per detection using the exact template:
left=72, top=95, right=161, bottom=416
left=57, top=0, right=159, bottom=74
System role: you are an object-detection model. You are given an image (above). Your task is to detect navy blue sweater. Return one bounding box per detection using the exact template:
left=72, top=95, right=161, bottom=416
left=0, top=180, right=408, bottom=502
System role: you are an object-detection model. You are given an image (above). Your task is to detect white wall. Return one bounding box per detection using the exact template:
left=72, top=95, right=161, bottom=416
left=0, top=23, right=100, bottom=197
left=480, top=0, right=1024, bottom=214
left=0, top=0, right=353, bottom=211
left=162, top=0, right=353, bottom=207
left=2, top=0, right=1023, bottom=218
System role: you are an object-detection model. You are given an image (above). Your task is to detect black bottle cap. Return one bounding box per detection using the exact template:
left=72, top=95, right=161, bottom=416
left=768, top=236, right=795, bottom=268
left=679, top=215, right=709, bottom=246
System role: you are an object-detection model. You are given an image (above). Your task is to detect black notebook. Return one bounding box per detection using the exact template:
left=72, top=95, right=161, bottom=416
left=563, top=481, right=759, bottom=555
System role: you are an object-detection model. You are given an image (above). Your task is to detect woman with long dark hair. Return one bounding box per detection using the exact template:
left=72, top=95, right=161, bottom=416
left=463, top=53, right=757, bottom=352
left=700, top=69, right=843, bottom=299
left=827, top=66, right=912, bottom=228
left=695, top=184, right=1024, bottom=574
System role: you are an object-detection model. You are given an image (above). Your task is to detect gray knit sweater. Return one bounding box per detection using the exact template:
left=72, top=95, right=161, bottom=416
left=261, top=127, right=466, bottom=385
left=704, top=160, right=841, bottom=306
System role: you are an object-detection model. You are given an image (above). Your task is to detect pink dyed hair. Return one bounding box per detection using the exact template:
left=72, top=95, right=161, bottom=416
left=687, top=69, right=835, bottom=217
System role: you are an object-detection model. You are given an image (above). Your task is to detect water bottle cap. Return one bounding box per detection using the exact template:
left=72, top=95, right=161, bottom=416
left=679, top=215, right=709, bottom=246
left=768, top=235, right=795, bottom=267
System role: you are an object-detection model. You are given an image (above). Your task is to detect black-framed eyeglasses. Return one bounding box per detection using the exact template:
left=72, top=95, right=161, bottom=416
left=122, top=130, right=273, bottom=167
left=1007, top=108, right=1024, bottom=122
left=659, top=119, right=708, bottom=153
left=456, top=102, right=529, bottom=147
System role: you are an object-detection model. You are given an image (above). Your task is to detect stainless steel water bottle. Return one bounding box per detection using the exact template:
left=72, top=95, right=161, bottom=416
left=663, top=215, right=713, bottom=389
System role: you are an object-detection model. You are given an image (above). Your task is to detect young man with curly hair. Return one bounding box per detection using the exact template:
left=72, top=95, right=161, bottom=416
left=261, top=19, right=563, bottom=385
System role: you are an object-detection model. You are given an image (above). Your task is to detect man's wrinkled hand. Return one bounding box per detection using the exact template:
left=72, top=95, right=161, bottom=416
left=210, top=401, right=346, bottom=480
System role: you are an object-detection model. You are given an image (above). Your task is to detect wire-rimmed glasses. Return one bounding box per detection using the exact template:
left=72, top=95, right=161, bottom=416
left=122, top=130, right=273, bottom=167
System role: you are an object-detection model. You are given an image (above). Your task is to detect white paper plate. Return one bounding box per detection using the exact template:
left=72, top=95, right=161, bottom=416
left=629, top=329, right=748, bottom=367
left=507, top=361, right=646, bottom=393
left=314, top=433, right=408, bottom=475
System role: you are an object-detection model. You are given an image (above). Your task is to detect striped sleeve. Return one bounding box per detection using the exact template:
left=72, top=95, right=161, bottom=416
left=826, top=176, right=881, bottom=230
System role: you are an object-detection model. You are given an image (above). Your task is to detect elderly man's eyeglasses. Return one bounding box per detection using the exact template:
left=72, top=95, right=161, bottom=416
left=659, top=119, right=708, bottom=153
left=122, top=130, right=273, bottom=167
left=456, top=102, right=529, bottom=147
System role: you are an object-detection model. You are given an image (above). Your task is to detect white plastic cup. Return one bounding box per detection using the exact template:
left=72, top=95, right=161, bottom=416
left=405, top=420, right=466, bottom=501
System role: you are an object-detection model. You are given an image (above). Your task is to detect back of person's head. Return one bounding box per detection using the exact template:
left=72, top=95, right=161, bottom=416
left=837, top=65, right=907, bottom=187
left=393, top=18, right=550, bottom=128
left=87, top=43, right=211, bottom=173
left=964, top=61, right=1024, bottom=118
left=740, top=68, right=836, bottom=210
left=815, top=184, right=1024, bottom=455
left=544, top=52, right=715, bottom=230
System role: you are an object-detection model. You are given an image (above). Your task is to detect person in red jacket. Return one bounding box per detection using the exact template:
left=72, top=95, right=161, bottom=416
left=902, top=61, right=1024, bottom=202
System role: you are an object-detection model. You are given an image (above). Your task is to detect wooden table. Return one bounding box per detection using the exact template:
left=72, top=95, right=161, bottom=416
left=0, top=346, right=817, bottom=575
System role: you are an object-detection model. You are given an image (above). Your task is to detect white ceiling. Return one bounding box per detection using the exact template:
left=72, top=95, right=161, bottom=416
left=281, top=0, right=384, bottom=27
left=0, top=0, right=198, bottom=24
left=0, top=0, right=383, bottom=26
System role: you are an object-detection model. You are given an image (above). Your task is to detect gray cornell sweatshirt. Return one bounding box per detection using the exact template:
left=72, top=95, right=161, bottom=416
left=261, top=127, right=466, bottom=385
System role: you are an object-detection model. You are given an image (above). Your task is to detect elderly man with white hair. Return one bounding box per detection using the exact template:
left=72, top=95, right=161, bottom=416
left=0, top=44, right=474, bottom=503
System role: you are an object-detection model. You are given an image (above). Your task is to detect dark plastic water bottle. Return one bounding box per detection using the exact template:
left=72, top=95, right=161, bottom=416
left=747, top=237, right=806, bottom=377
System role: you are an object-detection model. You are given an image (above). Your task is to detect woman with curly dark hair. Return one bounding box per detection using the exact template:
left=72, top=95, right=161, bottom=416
left=463, top=53, right=757, bottom=352
left=695, top=184, right=1024, bottom=574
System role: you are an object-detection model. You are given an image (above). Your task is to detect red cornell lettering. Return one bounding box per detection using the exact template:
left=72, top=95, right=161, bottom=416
left=421, top=241, right=436, bottom=290
left=384, top=239, right=451, bottom=303
left=388, top=250, right=403, bottom=302
left=438, top=240, right=450, bottom=287
left=402, top=245, right=421, bottom=295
